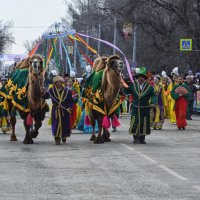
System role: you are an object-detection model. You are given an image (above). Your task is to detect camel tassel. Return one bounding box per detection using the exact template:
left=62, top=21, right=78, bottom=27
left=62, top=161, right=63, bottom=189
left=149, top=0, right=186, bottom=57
left=112, top=114, right=120, bottom=127
left=102, top=116, right=111, bottom=129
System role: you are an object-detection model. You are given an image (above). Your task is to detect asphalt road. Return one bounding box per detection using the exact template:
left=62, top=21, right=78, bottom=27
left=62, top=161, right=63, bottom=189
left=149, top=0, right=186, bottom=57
left=0, top=114, right=200, bottom=200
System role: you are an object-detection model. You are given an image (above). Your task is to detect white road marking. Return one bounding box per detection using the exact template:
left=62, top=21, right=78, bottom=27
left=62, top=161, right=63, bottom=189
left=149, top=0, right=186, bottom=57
left=137, top=152, right=157, bottom=163
left=121, top=143, right=188, bottom=181
left=158, top=165, right=188, bottom=181
left=120, top=143, right=135, bottom=151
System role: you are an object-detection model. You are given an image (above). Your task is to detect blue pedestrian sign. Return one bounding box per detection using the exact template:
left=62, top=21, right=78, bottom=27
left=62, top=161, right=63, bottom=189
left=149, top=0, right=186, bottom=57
left=180, top=39, right=192, bottom=51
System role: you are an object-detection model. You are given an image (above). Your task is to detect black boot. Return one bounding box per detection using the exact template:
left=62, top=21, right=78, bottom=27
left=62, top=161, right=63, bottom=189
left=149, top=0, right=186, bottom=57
left=133, top=136, right=140, bottom=144
left=140, top=135, right=146, bottom=144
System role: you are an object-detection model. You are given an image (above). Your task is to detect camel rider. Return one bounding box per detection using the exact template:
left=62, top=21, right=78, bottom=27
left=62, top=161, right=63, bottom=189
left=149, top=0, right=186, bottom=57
left=123, top=68, right=157, bottom=144
left=41, top=76, right=73, bottom=145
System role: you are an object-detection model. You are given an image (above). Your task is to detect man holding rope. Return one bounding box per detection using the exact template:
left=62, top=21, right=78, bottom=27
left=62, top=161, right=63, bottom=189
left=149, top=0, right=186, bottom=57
left=124, top=68, right=157, bottom=144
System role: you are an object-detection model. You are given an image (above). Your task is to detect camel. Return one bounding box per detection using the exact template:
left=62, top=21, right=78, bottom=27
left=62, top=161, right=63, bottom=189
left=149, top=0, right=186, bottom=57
left=83, top=55, right=124, bottom=144
left=4, top=55, right=49, bottom=144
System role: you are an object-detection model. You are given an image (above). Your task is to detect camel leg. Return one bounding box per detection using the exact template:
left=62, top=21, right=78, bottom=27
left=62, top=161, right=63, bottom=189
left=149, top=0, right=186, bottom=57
left=94, top=119, right=104, bottom=144
left=30, top=120, right=42, bottom=139
left=23, top=119, right=34, bottom=144
left=10, top=116, right=17, bottom=141
left=102, top=128, right=111, bottom=142
left=89, top=118, right=96, bottom=141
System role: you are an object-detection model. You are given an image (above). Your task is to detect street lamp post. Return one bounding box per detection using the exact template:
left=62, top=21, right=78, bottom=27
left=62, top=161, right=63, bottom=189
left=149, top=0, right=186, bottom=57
left=113, top=10, right=117, bottom=54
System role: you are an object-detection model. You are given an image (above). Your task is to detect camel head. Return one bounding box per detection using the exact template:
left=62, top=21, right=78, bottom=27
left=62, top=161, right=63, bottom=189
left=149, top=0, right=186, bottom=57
left=105, top=55, right=124, bottom=73
left=29, top=55, right=43, bottom=75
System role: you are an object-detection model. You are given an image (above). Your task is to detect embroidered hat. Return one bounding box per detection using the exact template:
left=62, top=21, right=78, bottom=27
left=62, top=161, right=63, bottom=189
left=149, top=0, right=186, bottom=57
left=135, top=67, right=148, bottom=79
left=53, top=76, right=64, bottom=83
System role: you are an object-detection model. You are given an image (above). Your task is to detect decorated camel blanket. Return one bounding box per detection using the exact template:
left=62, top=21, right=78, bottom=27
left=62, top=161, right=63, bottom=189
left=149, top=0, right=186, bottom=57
left=0, top=68, right=29, bottom=112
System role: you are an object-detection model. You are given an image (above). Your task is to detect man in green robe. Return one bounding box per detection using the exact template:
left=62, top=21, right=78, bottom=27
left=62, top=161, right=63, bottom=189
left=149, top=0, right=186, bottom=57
left=124, top=68, right=157, bottom=144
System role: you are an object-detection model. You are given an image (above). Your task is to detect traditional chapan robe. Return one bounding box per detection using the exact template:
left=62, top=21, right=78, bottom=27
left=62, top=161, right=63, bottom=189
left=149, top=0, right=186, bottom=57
left=167, top=82, right=176, bottom=123
left=125, top=81, right=157, bottom=136
left=152, top=83, right=165, bottom=129
left=43, top=86, right=73, bottom=139
left=171, top=83, right=190, bottom=129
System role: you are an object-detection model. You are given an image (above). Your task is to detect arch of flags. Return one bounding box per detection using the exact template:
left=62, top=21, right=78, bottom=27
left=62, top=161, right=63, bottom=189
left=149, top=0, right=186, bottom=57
left=28, top=24, right=133, bottom=82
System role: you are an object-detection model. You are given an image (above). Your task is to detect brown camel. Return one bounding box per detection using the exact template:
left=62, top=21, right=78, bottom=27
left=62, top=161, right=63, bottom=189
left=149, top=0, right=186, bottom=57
left=8, top=55, right=49, bottom=144
left=87, top=55, right=124, bottom=144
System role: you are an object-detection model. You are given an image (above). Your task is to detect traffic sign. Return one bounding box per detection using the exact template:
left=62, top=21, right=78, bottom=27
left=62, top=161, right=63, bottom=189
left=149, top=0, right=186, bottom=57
left=180, top=39, right=192, bottom=51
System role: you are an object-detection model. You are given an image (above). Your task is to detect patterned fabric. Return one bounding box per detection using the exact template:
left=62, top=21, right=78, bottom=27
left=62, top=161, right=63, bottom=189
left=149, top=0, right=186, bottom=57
left=82, top=70, right=124, bottom=115
left=0, top=68, right=29, bottom=112
left=43, top=86, right=73, bottom=139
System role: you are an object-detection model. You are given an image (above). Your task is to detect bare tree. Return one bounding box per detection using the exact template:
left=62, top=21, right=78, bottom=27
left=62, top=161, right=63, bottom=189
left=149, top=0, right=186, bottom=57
left=0, top=20, right=14, bottom=54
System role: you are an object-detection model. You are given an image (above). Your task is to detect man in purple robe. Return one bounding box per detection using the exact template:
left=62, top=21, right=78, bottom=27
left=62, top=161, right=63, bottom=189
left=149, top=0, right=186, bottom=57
left=41, top=76, right=73, bottom=145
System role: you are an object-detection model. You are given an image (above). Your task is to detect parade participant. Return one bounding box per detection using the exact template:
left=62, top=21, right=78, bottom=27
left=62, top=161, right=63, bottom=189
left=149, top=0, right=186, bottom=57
left=41, top=76, right=73, bottom=145
left=152, top=76, right=165, bottom=130
left=185, top=76, right=197, bottom=120
left=65, top=77, right=78, bottom=130
left=124, top=68, right=157, bottom=144
left=168, top=67, right=179, bottom=124
left=171, top=76, right=190, bottom=130
left=161, top=72, right=171, bottom=118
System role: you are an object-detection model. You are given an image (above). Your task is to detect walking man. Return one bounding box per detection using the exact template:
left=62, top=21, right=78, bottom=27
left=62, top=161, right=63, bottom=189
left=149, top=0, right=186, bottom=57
left=124, top=68, right=157, bottom=144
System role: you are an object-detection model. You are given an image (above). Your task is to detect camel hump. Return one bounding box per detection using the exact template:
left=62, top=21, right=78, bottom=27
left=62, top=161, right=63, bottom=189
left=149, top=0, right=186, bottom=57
left=17, top=57, right=31, bottom=69
left=93, top=55, right=122, bottom=72
left=14, top=54, right=43, bottom=70
left=93, top=56, right=108, bottom=72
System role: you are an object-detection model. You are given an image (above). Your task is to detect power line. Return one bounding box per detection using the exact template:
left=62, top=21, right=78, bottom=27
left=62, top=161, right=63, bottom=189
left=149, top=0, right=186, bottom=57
left=12, top=26, right=47, bottom=29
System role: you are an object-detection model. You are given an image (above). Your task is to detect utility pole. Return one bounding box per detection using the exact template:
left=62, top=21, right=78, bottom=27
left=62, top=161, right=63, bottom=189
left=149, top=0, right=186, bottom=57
left=86, top=28, right=89, bottom=56
left=74, top=42, right=77, bottom=73
left=113, top=10, right=117, bottom=54
left=132, top=13, right=137, bottom=65
left=86, top=0, right=90, bottom=56
left=132, top=25, right=137, bottom=65
left=98, top=22, right=101, bottom=54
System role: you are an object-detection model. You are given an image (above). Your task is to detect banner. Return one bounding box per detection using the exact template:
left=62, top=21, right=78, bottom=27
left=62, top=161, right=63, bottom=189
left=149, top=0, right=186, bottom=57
left=0, top=54, right=27, bottom=61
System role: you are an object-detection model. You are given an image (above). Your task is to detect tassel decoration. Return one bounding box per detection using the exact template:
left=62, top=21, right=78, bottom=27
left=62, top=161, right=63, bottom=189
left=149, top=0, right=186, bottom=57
left=27, top=113, right=33, bottom=126
left=112, top=114, right=120, bottom=127
left=102, top=116, right=111, bottom=129
left=84, top=115, right=91, bottom=126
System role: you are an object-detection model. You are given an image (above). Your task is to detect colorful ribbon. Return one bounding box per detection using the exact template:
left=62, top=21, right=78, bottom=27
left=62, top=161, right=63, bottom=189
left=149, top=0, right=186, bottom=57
left=75, top=34, right=97, bottom=55
left=77, top=33, right=133, bottom=82
left=60, top=38, right=72, bottom=72
left=69, top=35, right=93, bottom=66
left=29, top=40, right=43, bottom=56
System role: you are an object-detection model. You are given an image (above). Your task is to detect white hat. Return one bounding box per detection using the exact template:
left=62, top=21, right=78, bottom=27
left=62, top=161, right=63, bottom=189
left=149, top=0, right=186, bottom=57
left=171, top=67, right=179, bottom=75
left=70, top=71, right=76, bottom=77
left=51, top=69, right=58, bottom=76
left=135, top=68, right=140, bottom=74
left=86, top=65, right=92, bottom=73
left=161, top=71, right=167, bottom=78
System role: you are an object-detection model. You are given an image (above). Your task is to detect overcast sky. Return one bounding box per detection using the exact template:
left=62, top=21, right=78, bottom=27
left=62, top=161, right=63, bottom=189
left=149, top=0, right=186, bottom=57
left=0, top=0, right=68, bottom=54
